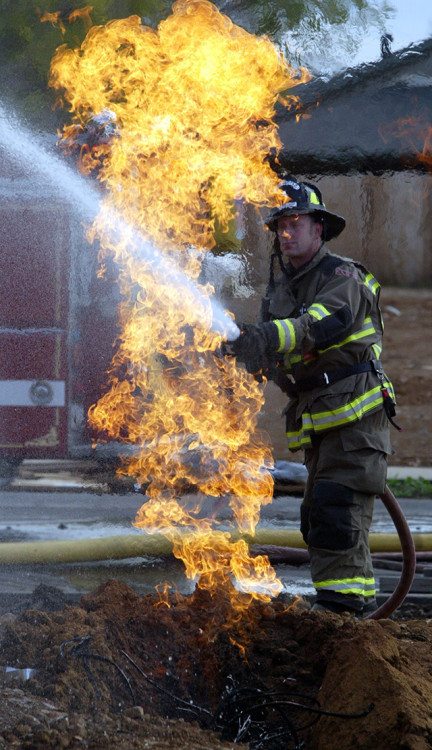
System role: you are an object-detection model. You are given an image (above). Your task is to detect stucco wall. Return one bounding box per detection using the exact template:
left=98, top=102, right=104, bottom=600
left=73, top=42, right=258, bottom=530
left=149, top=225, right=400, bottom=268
left=239, top=171, right=432, bottom=291
left=313, top=172, right=432, bottom=286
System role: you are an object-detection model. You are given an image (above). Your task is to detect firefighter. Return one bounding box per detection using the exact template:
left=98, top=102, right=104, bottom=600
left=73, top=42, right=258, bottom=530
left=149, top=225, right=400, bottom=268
left=230, top=177, right=397, bottom=616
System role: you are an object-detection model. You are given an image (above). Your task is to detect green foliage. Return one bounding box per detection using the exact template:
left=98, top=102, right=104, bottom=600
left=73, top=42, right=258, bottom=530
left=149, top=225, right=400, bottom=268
left=387, top=477, right=432, bottom=499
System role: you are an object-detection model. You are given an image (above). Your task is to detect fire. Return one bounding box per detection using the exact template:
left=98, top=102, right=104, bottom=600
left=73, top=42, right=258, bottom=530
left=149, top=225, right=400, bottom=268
left=40, top=5, right=93, bottom=35
left=379, top=116, right=432, bottom=169
left=409, top=120, right=432, bottom=169
left=40, top=10, right=66, bottom=35
left=68, top=6, right=93, bottom=29
left=48, top=0, right=308, bottom=628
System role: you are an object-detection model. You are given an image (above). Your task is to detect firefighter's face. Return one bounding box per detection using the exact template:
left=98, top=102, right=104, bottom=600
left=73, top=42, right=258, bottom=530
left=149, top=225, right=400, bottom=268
left=276, top=214, right=322, bottom=268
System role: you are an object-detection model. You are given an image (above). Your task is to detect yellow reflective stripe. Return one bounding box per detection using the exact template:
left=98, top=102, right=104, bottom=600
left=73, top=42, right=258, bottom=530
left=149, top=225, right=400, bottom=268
left=317, top=588, right=377, bottom=596
left=285, top=381, right=395, bottom=445
left=286, top=414, right=313, bottom=448
left=287, top=436, right=312, bottom=449
left=315, top=577, right=375, bottom=587
left=320, top=316, right=375, bottom=352
left=312, top=384, right=389, bottom=432
left=311, top=382, right=393, bottom=421
left=364, top=273, right=380, bottom=295
left=318, top=317, right=375, bottom=354
left=308, top=309, right=322, bottom=321
left=274, top=318, right=296, bottom=354
left=287, top=413, right=313, bottom=434
left=308, top=303, right=331, bottom=321
left=287, top=353, right=302, bottom=366
left=314, top=577, right=376, bottom=596
left=288, top=316, right=382, bottom=366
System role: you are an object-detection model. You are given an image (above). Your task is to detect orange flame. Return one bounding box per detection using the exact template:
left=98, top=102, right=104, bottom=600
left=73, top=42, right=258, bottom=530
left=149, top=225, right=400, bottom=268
left=154, top=581, right=174, bottom=608
left=49, top=0, right=307, bottom=628
left=40, top=10, right=66, bottom=35
left=68, top=5, right=93, bottom=29
left=379, top=116, right=432, bottom=169
left=40, top=6, right=93, bottom=35
left=413, top=122, right=432, bottom=169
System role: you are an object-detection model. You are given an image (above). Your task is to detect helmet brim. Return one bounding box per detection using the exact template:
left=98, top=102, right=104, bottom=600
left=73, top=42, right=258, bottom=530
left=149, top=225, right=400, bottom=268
left=265, top=206, right=346, bottom=242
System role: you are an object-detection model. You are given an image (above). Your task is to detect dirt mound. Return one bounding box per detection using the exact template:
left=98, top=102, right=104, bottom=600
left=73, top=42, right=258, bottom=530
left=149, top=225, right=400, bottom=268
left=315, top=618, right=432, bottom=750
left=0, top=580, right=431, bottom=749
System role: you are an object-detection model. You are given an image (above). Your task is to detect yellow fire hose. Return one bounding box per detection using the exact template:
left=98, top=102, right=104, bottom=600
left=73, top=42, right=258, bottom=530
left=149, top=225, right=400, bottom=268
left=0, top=499, right=424, bottom=564
left=0, top=485, right=417, bottom=618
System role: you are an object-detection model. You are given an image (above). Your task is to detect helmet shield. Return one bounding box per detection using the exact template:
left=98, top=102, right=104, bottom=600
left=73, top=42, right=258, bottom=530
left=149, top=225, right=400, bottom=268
left=265, top=177, right=346, bottom=242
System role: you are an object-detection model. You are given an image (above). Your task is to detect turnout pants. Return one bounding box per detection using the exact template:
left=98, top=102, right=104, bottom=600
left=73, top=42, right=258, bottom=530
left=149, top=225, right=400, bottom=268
left=301, top=408, right=392, bottom=612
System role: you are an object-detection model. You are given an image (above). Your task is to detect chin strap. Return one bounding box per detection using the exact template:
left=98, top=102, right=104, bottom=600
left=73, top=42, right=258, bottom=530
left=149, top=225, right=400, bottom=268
left=272, top=237, right=290, bottom=284
left=270, top=238, right=325, bottom=288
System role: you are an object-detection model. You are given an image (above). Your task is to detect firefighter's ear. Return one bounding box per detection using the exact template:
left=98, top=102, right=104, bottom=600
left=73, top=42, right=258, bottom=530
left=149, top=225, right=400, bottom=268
left=313, top=218, right=324, bottom=239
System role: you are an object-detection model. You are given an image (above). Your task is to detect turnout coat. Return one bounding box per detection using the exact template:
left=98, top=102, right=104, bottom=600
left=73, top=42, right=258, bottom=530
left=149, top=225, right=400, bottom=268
left=261, top=244, right=395, bottom=454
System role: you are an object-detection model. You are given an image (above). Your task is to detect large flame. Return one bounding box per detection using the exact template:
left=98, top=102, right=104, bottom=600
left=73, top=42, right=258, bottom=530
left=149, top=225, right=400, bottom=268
left=49, top=0, right=308, bottom=625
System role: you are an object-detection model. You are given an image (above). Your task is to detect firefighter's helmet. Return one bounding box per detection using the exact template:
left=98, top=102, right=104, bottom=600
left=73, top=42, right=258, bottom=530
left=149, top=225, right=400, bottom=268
left=265, top=177, right=346, bottom=241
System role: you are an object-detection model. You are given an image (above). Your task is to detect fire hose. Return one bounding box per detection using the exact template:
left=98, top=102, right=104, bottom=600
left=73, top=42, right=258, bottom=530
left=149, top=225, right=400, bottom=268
left=0, top=527, right=427, bottom=563
left=0, top=484, right=419, bottom=619
left=367, top=484, right=416, bottom=619
left=251, top=485, right=417, bottom=619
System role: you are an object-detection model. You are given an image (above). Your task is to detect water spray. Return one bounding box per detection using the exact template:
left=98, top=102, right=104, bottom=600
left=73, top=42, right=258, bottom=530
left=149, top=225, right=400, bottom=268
left=0, top=104, right=239, bottom=341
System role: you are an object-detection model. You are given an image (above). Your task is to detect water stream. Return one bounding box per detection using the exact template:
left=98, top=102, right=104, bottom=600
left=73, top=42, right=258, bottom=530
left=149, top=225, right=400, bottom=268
left=0, top=103, right=239, bottom=340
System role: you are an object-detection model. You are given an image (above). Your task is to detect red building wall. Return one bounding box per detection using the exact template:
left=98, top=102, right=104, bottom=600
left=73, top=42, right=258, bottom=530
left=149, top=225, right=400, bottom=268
left=0, top=154, right=118, bottom=460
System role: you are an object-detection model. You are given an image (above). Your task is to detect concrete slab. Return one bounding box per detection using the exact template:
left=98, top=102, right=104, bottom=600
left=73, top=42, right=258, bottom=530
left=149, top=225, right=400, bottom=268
left=9, top=476, right=109, bottom=492
left=6, top=460, right=432, bottom=494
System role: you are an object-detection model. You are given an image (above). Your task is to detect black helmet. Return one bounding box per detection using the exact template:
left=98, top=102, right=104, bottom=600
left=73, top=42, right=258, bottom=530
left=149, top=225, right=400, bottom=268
left=265, top=177, right=346, bottom=242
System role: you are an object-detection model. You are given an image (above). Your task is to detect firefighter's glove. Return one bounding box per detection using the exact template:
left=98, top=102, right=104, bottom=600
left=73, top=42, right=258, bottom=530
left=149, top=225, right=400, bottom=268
left=228, top=322, right=279, bottom=375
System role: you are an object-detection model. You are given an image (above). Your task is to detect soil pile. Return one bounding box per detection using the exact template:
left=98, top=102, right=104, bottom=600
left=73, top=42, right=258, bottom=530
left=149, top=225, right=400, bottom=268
left=0, top=580, right=432, bottom=749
